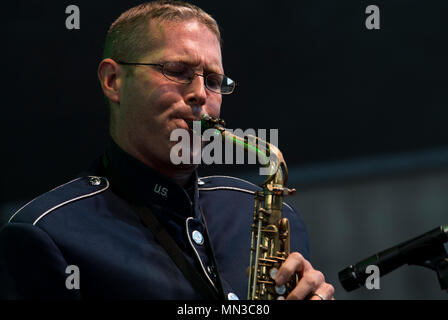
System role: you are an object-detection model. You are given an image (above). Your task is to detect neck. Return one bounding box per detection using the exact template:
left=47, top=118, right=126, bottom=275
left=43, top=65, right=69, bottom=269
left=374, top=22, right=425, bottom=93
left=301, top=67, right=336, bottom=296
left=163, top=167, right=195, bottom=188
left=112, top=136, right=197, bottom=188
left=133, top=152, right=197, bottom=188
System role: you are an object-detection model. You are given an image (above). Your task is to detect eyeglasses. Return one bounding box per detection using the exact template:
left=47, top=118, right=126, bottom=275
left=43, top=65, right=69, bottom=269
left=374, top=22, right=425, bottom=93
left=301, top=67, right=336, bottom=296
left=116, top=61, right=236, bottom=95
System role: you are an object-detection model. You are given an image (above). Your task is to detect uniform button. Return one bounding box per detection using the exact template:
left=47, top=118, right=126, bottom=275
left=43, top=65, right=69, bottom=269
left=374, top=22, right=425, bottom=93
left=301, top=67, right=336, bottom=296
left=89, top=177, right=101, bottom=186
left=192, top=230, right=204, bottom=245
left=227, top=292, right=239, bottom=300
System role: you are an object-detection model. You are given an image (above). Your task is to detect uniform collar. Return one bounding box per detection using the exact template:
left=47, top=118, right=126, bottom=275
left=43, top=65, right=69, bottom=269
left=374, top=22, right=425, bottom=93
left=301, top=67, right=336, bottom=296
left=103, top=138, right=200, bottom=219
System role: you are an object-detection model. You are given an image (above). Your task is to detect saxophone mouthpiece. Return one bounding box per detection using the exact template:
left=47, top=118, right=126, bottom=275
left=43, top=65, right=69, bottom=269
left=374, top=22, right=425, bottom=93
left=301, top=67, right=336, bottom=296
left=184, top=114, right=226, bottom=134
left=200, top=114, right=226, bottom=130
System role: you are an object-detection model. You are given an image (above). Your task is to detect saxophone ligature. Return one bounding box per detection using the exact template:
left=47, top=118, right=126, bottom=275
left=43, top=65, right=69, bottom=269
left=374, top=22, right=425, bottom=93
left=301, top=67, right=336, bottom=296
left=192, top=114, right=297, bottom=300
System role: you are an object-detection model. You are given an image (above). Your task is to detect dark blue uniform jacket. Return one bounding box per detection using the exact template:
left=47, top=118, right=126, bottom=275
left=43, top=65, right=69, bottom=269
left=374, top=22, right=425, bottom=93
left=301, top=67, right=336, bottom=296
left=0, top=140, right=309, bottom=299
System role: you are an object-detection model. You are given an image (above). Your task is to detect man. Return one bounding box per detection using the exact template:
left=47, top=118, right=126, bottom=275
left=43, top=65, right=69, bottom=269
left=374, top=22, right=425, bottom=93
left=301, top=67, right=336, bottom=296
left=0, top=1, right=334, bottom=300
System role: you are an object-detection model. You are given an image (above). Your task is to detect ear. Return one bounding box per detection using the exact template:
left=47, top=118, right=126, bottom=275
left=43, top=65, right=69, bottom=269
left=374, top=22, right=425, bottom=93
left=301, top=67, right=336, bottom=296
left=97, top=58, right=122, bottom=105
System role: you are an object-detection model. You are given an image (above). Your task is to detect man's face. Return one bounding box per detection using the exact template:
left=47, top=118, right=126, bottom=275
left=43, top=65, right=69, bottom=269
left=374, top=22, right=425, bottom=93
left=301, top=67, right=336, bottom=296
left=114, top=19, right=223, bottom=173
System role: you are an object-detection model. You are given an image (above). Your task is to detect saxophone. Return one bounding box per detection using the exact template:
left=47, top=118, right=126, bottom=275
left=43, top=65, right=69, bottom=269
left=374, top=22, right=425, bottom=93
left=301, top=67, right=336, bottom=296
left=197, top=115, right=297, bottom=300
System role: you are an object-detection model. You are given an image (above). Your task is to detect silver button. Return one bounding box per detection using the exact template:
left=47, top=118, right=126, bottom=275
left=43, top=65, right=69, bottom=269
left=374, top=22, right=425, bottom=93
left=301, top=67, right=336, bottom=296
left=89, top=177, right=101, bottom=186
left=192, top=230, right=204, bottom=245
left=197, top=179, right=205, bottom=185
left=227, top=292, right=239, bottom=300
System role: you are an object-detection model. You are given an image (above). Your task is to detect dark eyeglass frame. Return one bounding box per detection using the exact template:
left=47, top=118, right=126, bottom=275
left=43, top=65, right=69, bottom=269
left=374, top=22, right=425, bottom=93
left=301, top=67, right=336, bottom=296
left=116, top=61, right=236, bottom=95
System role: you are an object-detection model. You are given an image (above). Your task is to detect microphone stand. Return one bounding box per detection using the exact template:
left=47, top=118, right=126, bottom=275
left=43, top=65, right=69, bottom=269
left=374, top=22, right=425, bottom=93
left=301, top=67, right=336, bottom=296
left=407, top=242, right=448, bottom=292
left=339, top=225, right=448, bottom=293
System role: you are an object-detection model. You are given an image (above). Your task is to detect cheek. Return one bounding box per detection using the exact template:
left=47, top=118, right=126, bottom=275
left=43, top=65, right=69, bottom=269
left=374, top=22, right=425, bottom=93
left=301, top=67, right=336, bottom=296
left=125, top=81, right=178, bottom=124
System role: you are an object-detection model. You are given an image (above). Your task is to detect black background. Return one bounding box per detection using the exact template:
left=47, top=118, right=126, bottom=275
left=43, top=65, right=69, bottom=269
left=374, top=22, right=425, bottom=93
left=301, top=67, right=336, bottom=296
left=3, top=0, right=448, bottom=199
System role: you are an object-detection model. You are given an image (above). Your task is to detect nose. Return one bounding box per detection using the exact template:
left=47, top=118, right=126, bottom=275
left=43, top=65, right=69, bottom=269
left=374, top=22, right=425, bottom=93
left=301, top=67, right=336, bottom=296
left=184, top=74, right=207, bottom=108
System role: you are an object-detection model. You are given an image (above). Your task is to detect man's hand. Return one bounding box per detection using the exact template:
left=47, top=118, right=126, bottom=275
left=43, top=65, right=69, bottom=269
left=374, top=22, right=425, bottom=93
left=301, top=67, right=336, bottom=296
left=275, top=252, right=335, bottom=300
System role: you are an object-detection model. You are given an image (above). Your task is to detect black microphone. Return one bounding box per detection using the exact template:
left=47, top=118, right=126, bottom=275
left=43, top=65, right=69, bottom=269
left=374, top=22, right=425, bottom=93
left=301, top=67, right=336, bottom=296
left=339, top=225, right=448, bottom=292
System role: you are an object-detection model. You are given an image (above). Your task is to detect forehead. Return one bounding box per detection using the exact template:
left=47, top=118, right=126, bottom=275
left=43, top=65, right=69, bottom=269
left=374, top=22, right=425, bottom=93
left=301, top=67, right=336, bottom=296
left=145, top=19, right=223, bottom=73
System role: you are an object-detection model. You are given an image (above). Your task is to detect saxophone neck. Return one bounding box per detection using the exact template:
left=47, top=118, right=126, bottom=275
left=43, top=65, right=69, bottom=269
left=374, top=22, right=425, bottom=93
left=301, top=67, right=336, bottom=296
left=190, top=114, right=296, bottom=195
left=197, top=114, right=290, bottom=188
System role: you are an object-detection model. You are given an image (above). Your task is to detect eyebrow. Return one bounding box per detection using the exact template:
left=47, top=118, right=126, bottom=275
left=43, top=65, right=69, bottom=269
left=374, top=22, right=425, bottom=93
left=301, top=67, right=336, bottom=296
left=164, top=56, right=223, bottom=74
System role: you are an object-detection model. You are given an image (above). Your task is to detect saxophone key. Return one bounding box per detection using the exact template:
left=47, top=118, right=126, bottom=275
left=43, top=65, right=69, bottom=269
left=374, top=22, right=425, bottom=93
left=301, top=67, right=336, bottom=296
left=275, top=284, right=287, bottom=295
left=258, top=257, right=277, bottom=263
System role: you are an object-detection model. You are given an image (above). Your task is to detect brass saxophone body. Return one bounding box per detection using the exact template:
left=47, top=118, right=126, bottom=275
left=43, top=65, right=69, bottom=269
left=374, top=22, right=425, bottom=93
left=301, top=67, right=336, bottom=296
left=197, top=115, right=296, bottom=300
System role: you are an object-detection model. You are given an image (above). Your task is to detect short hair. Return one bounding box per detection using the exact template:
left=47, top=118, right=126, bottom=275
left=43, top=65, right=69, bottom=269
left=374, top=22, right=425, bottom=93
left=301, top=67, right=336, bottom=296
left=102, top=0, right=221, bottom=62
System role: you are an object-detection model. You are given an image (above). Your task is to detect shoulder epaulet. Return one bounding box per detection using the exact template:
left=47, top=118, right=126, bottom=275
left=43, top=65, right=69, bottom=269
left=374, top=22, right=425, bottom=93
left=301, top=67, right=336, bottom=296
left=198, top=175, right=261, bottom=195
left=8, top=176, right=109, bottom=226
left=198, top=175, right=295, bottom=213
